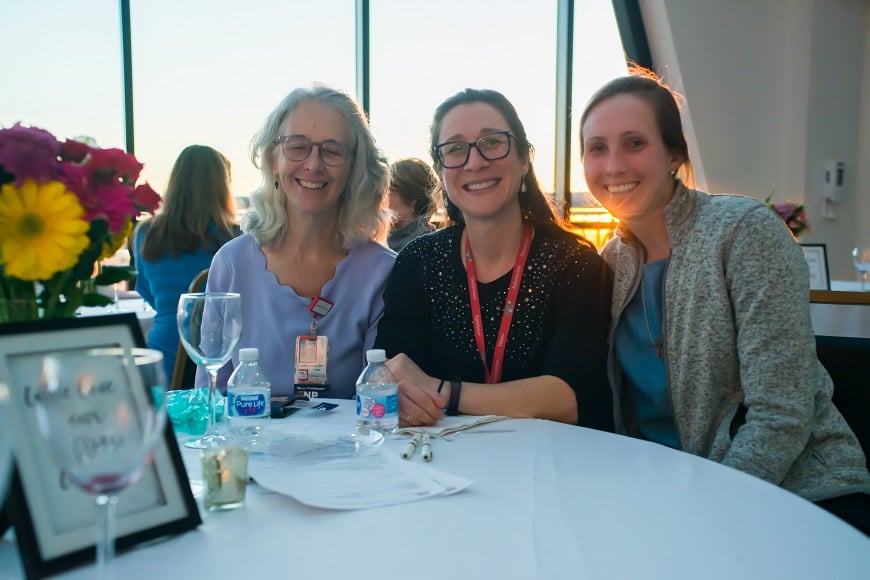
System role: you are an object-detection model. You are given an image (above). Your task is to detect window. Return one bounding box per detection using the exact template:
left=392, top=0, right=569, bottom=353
left=130, top=0, right=355, bottom=199
left=0, top=0, right=124, bottom=148
left=368, top=0, right=558, bottom=190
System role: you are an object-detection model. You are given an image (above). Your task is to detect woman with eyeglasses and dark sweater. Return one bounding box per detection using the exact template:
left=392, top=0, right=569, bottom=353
left=375, top=88, right=613, bottom=431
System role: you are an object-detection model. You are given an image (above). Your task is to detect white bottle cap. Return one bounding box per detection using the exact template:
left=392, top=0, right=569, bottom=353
left=366, top=349, right=386, bottom=363
left=239, top=348, right=259, bottom=362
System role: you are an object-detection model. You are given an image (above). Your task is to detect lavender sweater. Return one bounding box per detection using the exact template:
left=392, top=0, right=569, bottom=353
left=198, top=234, right=395, bottom=398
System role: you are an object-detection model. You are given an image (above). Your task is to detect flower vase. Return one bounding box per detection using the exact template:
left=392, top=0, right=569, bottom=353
left=0, top=298, right=40, bottom=323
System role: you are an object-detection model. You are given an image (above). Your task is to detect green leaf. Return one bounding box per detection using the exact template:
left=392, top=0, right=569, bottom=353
left=80, top=293, right=114, bottom=307
left=94, top=265, right=135, bottom=285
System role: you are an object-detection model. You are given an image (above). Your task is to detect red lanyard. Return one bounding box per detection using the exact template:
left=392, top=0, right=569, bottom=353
left=465, top=224, right=533, bottom=384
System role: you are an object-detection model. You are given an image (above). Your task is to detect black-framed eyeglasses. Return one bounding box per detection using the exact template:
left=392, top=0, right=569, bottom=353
left=433, top=131, right=514, bottom=169
left=274, top=135, right=351, bottom=167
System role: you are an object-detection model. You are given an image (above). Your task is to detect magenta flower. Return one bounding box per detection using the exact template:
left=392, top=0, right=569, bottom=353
left=133, top=182, right=161, bottom=213
left=87, top=147, right=144, bottom=185
left=0, top=123, right=63, bottom=185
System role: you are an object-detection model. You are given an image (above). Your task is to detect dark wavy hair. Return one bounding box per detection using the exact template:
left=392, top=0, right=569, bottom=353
left=429, top=88, right=569, bottom=230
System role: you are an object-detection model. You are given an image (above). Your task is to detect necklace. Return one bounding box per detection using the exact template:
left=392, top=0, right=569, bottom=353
left=640, top=273, right=664, bottom=359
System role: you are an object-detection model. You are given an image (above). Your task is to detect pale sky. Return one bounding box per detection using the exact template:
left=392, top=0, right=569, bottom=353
left=1, top=0, right=627, bottom=201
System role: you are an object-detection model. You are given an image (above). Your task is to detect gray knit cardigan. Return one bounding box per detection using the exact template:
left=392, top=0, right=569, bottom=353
left=602, top=182, right=870, bottom=501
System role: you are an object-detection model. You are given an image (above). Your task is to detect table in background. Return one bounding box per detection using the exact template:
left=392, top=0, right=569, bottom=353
left=811, top=280, right=870, bottom=338
left=1, top=401, right=867, bottom=579
left=76, top=294, right=155, bottom=337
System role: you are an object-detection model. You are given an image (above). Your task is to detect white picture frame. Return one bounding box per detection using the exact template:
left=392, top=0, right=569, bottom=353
left=1, top=314, right=200, bottom=579
left=801, top=244, right=831, bottom=291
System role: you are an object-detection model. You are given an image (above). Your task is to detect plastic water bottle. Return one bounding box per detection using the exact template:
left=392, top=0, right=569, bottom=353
left=355, top=349, right=398, bottom=433
left=227, top=347, right=271, bottom=435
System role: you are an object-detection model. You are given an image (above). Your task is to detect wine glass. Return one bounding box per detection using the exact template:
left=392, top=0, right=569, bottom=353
left=33, top=347, right=167, bottom=575
left=851, top=246, right=870, bottom=291
left=102, top=248, right=131, bottom=312
left=0, top=382, right=13, bottom=536
left=177, top=292, right=242, bottom=448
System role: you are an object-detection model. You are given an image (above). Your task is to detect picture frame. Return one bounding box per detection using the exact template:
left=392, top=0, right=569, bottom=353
left=801, top=243, right=831, bottom=291
left=1, top=314, right=200, bottom=579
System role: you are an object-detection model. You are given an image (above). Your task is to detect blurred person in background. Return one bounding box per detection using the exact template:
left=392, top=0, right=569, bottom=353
left=134, top=144, right=239, bottom=379
left=387, top=157, right=441, bottom=252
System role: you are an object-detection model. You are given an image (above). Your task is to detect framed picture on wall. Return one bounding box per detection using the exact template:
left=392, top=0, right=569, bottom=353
left=801, top=244, right=831, bottom=291
left=1, top=314, right=200, bottom=579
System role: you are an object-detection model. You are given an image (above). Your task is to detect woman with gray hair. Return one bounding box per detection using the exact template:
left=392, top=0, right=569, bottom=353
left=201, top=84, right=395, bottom=398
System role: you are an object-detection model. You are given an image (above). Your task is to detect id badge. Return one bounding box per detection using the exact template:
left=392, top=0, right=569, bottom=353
left=294, top=335, right=329, bottom=398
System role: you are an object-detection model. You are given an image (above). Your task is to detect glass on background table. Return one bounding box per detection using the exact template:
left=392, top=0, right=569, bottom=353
left=852, top=246, right=870, bottom=291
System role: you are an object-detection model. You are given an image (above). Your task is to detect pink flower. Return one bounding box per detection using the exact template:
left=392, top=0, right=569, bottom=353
left=133, top=182, right=161, bottom=213
left=0, top=123, right=63, bottom=185
left=765, top=196, right=810, bottom=237
left=60, top=139, right=92, bottom=164
left=86, top=147, right=143, bottom=185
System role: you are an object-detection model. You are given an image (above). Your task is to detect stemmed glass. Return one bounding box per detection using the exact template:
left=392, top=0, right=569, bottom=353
left=177, top=292, right=242, bottom=448
left=0, top=382, right=13, bottom=536
left=851, top=246, right=870, bottom=291
left=34, top=347, right=167, bottom=576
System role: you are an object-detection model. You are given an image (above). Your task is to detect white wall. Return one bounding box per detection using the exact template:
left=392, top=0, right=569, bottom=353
left=641, top=0, right=868, bottom=280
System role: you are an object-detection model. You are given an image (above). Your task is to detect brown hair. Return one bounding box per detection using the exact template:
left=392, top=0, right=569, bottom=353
left=429, top=88, right=571, bottom=229
left=389, top=157, right=441, bottom=218
left=140, top=144, right=237, bottom=261
left=579, top=66, right=695, bottom=187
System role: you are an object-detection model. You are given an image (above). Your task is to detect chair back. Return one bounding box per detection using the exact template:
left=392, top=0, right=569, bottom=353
left=815, top=335, right=870, bottom=467
left=170, top=268, right=209, bottom=390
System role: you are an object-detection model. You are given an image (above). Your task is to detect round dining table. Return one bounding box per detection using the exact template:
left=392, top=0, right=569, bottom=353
left=1, top=399, right=867, bottom=579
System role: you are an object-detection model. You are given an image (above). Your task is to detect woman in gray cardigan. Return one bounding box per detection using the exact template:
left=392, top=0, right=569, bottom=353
left=579, top=67, right=870, bottom=534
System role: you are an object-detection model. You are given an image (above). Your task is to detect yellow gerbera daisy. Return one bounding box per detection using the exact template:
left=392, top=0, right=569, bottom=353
left=100, top=219, right=134, bottom=260
left=0, top=179, right=91, bottom=281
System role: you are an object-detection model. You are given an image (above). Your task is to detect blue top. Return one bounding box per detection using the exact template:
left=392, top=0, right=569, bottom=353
left=201, top=234, right=396, bottom=398
left=613, top=257, right=680, bottom=449
left=134, top=222, right=233, bottom=379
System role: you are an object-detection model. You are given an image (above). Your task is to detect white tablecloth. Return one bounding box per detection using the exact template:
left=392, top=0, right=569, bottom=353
left=1, top=401, right=868, bottom=579
left=76, top=296, right=155, bottom=337
left=811, top=280, right=870, bottom=338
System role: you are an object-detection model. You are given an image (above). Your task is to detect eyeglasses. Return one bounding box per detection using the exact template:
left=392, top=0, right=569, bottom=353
left=433, top=131, right=514, bottom=169
left=274, top=136, right=351, bottom=167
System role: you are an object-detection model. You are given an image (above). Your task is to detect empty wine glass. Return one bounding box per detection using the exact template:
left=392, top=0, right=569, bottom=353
left=0, top=382, right=13, bottom=520
left=851, top=246, right=870, bottom=291
left=177, top=292, right=242, bottom=448
left=34, top=347, right=167, bottom=576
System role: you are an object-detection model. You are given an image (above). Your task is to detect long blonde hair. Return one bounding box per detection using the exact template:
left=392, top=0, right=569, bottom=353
left=244, top=84, right=390, bottom=250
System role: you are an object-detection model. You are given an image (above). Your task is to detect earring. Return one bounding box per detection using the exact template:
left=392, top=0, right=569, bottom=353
left=274, top=178, right=279, bottom=190
left=520, top=175, right=527, bottom=193
left=670, top=169, right=676, bottom=177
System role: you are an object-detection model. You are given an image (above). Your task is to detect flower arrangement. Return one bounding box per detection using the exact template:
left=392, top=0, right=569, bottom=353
left=0, top=123, right=161, bottom=321
left=764, top=195, right=810, bottom=239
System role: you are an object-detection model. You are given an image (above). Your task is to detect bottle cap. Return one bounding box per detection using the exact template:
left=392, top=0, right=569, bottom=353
left=365, top=349, right=386, bottom=363
left=239, top=348, right=259, bottom=362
